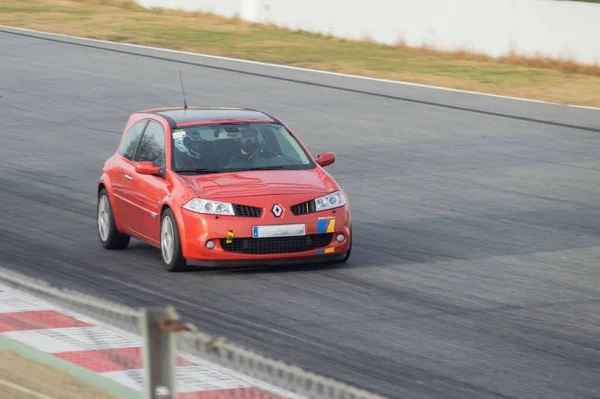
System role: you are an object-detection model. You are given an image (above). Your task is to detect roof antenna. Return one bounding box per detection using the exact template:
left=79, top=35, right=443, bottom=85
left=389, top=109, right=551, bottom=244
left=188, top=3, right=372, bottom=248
left=179, top=70, right=188, bottom=110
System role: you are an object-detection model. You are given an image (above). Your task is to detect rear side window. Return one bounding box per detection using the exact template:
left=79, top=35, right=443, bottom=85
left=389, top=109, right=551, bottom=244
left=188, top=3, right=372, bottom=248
left=134, top=120, right=166, bottom=167
left=118, top=120, right=148, bottom=160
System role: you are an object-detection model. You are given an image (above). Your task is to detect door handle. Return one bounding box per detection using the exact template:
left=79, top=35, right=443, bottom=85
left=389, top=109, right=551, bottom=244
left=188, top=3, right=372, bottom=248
left=125, top=174, right=132, bottom=180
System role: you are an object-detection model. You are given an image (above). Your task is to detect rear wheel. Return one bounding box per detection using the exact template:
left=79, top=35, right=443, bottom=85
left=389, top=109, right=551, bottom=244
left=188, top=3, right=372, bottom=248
left=97, top=189, right=130, bottom=249
left=160, top=209, right=187, bottom=272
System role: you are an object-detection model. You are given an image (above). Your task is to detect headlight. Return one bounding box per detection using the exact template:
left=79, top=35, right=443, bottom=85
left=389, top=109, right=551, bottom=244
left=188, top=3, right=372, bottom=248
left=183, top=198, right=235, bottom=216
left=315, top=191, right=346, bottom=211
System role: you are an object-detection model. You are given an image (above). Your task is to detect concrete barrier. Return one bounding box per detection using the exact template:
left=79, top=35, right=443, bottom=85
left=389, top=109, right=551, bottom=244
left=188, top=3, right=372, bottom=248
left=134, top=0, right=600, bottom=65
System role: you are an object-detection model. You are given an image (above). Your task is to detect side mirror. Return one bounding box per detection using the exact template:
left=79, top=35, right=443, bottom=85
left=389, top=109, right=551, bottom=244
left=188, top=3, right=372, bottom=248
left=135, top=161, right=161, bottom=176
left=316, top=152, right=335, bottom=167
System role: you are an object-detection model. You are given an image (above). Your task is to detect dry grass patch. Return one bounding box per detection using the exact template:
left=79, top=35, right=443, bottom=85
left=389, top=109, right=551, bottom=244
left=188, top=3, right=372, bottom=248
left=0, top=350, right=117, bottom=399
left=2, top=0, right=600, bottom=107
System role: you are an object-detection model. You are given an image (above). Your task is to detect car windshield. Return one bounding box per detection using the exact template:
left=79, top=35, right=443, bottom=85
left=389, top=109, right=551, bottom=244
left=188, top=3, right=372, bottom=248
left=171, top=122, right=315, bottom=173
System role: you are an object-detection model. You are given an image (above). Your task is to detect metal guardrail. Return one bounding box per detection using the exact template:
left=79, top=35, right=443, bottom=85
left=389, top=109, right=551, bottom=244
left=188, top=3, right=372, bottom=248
left=0, top=266, right=387, bottom=399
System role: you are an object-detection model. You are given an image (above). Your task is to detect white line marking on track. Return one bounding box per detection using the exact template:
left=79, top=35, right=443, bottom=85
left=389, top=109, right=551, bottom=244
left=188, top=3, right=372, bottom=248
left=0, top=291, right=57, bottom=313
left=1, top=25, right=598, bottom=111
left=101, top=366, right=252, bottom=393
left=98, top=369, right=144, bottom=391
left=2, top=327, right=141, bottom=353
left=0, top=377, right=56, bottom=399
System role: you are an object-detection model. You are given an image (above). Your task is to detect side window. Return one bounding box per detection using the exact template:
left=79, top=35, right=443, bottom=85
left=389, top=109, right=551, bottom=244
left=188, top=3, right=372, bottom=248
left=134, top=120, right=166, bottom=167
left=118, top=120, right=147, bottom=160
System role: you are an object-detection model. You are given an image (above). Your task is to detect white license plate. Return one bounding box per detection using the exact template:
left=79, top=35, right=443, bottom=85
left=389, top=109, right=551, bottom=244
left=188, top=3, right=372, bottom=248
left=252, top=224, right=306, bottom=238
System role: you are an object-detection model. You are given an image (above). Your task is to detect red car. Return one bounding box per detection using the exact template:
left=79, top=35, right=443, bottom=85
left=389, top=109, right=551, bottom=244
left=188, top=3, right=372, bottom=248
left=96, top=107, right=352, bottom=271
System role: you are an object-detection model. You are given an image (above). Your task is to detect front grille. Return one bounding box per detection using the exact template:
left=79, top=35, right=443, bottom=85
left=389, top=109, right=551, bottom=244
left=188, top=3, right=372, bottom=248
left=220, top=233, right=333, bottom=255
left=290, top=200, right=316, bottom=215
left=233, top=204, right=263, bottom=218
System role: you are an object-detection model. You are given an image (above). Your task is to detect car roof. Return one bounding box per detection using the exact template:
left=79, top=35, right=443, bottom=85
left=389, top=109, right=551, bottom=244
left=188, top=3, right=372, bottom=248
left=137, top=107, right=278, bottom=128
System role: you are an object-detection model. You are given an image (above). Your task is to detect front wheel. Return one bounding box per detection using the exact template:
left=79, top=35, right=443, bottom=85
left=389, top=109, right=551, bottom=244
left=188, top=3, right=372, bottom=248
left=160, top=209, right=187, bottom=272
left=97, top=189, right=130, bottom=250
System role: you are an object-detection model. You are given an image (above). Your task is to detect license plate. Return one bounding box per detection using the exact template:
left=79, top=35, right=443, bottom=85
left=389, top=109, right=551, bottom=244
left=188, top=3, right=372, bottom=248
left=252, top=224, right=306, bottom=238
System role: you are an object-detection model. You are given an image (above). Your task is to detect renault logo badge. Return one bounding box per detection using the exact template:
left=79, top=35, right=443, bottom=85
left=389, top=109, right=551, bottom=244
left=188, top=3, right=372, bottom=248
left=272, top=204, right=283, bottom=217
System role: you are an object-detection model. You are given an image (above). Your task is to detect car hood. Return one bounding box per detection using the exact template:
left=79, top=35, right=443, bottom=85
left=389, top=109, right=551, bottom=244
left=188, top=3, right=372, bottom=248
left=178, top=168, right=339, bottom=199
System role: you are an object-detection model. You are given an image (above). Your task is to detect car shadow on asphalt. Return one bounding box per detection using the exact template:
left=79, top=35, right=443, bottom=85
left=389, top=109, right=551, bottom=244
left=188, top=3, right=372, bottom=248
left=124, top=239, right=354, bottom=275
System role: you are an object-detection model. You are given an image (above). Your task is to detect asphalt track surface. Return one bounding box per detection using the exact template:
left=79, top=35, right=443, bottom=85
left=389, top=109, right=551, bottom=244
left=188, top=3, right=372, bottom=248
left=2, top=27, right=600, bottom=399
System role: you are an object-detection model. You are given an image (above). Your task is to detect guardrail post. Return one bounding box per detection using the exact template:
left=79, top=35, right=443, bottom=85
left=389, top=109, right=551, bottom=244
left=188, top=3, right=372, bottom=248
left=140, top=306, right=179, bottom=399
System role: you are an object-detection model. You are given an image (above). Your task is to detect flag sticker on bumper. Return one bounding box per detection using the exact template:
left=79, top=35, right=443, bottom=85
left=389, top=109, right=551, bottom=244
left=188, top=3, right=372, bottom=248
left=317, top=218, right=335, bottom=234
left=316, top=248, right=335, bottom=254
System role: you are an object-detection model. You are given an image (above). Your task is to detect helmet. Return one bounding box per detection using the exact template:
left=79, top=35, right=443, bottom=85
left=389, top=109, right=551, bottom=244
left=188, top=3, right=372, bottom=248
left=173, top=129, right=204, bottom=160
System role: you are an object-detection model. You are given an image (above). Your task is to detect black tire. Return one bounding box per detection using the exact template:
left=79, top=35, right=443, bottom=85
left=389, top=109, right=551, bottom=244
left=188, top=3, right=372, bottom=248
left=160, top=208, right=187, bottom=272
left=97, top=188, right=130, bottom=250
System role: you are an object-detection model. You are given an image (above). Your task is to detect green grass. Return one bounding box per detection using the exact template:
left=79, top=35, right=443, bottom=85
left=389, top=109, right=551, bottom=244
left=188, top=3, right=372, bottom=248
left=2, top=0, right=599, bottom=107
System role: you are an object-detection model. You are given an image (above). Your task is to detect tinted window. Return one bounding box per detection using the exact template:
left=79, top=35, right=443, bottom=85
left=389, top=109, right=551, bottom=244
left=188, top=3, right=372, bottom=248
left=134, top=120, right=165, bottom=167
left=118, top=120, right=147, bottom=160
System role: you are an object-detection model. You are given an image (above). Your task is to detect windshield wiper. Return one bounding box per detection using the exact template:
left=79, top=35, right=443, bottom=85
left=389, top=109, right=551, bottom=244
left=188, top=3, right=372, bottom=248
left=175, top=168, right=223, bottom=174
left=245, top=166, right=288, bottom=171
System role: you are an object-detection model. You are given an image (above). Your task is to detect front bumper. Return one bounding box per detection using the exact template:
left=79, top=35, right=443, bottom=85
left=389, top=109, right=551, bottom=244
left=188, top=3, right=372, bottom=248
left=177, top=195, right=351, bottom=264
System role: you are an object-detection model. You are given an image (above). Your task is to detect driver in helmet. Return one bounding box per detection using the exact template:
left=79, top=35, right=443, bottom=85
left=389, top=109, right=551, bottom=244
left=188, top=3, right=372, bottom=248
left=230, top=126, right=262, bottom=163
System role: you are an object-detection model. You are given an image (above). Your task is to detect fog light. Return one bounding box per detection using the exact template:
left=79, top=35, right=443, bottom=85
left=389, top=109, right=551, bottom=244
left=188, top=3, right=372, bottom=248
left=336, top=234, right=345, bottom=242
left=206, top=240, right=215, bottom=249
